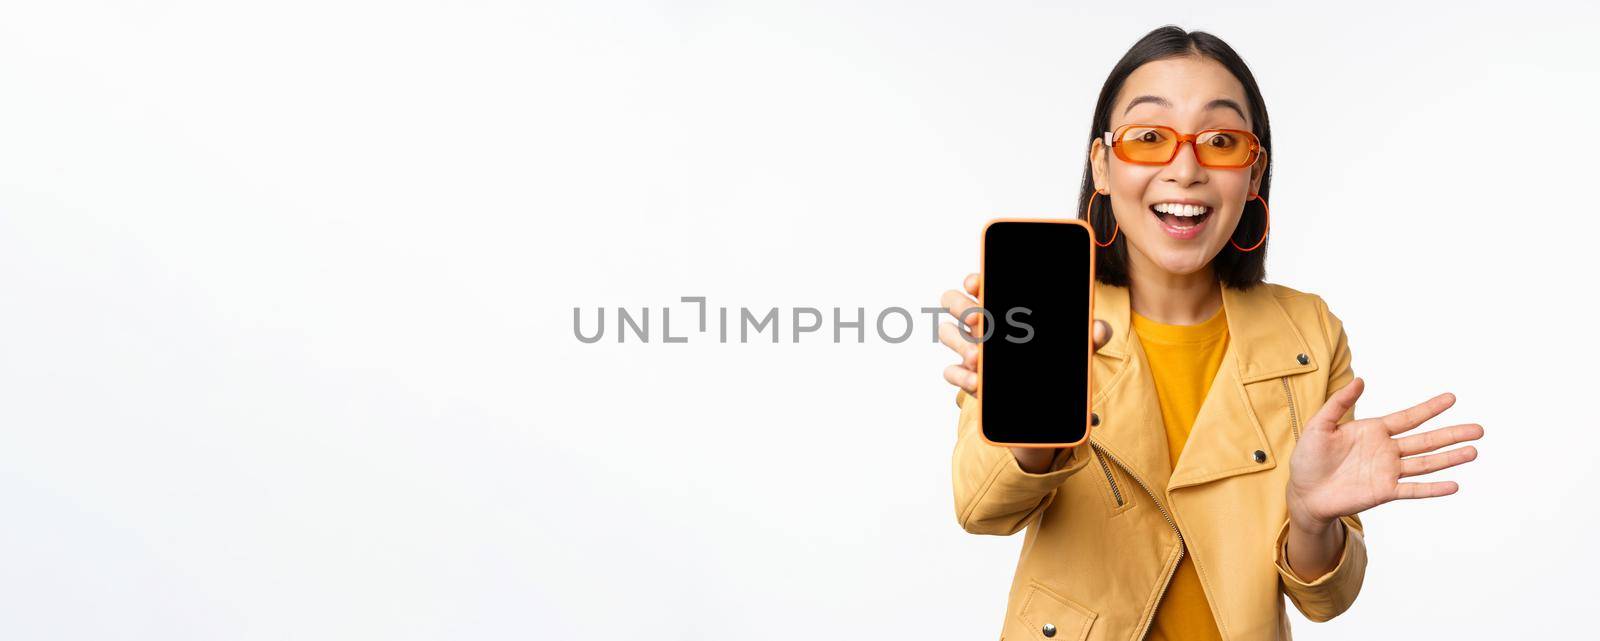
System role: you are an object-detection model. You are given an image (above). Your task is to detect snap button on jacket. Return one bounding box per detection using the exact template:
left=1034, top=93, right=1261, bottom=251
left=953, top=283, right=1366, bottom=641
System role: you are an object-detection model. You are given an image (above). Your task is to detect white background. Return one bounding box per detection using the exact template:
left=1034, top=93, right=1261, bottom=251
left=1, top=1, right=1595, bottom=639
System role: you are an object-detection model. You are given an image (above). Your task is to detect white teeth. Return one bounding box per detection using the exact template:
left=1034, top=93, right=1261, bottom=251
left=1153, top=202, right=1210, bottom=217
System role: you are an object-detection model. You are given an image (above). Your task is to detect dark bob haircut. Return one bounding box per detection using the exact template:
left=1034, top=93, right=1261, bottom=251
left=1078, top=26, right=1272, bottom=290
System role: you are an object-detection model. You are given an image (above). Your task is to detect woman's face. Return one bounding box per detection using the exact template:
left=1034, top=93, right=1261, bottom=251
left=1090, top=55, right=1267, bottom=279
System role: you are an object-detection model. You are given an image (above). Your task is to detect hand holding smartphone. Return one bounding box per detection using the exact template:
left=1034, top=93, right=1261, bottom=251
left=976, top=219, right=1097, bottom=449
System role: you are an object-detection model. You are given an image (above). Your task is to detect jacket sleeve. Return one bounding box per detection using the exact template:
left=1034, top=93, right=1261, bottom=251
left=1319, top=296, right=1358, bottom=425
left=1275, top=296, right=1367, bottom=621
left=951, top=389, right=1094, bottom=536
left=1273, top=514, right=1367, bottom=621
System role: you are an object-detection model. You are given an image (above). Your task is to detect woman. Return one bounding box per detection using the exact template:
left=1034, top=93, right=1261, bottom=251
left=938, top=27, right=1484, bottom=641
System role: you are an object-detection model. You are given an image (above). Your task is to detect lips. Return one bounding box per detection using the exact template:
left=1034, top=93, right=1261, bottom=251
left=1150, top=202, right=1212, bottom=229
left=1149, top=202, right=1212, bottom=240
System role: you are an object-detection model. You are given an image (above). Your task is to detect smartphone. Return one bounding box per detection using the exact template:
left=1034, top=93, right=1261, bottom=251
left=976, top=219, right=1096, bottom=448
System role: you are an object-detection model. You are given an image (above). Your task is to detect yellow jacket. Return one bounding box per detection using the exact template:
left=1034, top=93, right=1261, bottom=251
left=952, top=282, right=1366, bottom=641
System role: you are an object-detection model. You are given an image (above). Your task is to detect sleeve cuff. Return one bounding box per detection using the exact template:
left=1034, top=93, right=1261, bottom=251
left=1275, top=515, right=1358, bottom=586
left=992, top=443, right=1092, bottom=493
left=1273, top=515, right=1367, bottom=621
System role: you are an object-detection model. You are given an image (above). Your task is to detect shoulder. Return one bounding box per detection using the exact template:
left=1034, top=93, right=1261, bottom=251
left=1258, top=282, right=1347, bottom=345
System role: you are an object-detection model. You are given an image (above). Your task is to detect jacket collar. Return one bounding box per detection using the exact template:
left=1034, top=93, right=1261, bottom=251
left=1094, top=282, right=1318, bottom=384
left=1090, top=282, right=1319, bottom=494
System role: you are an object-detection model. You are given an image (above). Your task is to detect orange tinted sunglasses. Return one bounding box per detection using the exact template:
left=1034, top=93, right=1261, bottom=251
left=1104, top=124, right=1264, bottom=169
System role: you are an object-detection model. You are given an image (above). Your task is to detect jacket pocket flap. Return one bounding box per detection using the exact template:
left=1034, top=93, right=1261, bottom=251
left=1014, top=580, right=1096, bottom=640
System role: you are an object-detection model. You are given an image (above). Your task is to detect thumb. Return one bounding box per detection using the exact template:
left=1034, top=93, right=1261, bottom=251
left=1092, top=320, right=1112, bottom=353
left=1307, top=377, right=1364, bottom=431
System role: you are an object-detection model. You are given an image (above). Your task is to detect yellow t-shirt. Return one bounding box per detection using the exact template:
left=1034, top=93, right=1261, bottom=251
left=1130, top=303, right=1229, bottom=641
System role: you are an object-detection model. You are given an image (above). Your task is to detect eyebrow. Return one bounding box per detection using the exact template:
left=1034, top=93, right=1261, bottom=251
left=1122, top=95, right=1248, bottom=122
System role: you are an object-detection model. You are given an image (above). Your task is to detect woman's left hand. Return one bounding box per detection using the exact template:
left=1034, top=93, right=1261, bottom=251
left=1286, top=377, right=1484, bottom=531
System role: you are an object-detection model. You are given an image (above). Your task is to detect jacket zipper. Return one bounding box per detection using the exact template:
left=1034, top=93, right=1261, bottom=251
left=1090, top=442, right=1183, bottom=641
left=1093, top=449, right=1125, bottom=507
left=1281, top=377, right=1301, bottom=441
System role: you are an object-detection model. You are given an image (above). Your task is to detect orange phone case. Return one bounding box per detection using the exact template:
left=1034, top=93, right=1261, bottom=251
left=976, top=218, right=1096, bottom=450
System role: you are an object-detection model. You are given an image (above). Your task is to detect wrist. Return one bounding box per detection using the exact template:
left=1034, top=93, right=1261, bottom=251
left=1283, top=514, right=1346, bottom=582
left=1010, top=447, right=1059, bottom=474
left=1290, top=512, right=1339, bottom=538
left=1285, top=490, right=1337, bottom=534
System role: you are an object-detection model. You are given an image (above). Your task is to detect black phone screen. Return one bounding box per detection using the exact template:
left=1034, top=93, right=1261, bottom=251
left=979, top=221, right=1093, bottom=446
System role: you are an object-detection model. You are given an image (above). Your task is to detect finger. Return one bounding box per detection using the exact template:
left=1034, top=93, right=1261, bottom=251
left=1395, top=480, right=1459, bottom=500
left=1397, top=422, right=1485, bottom=457
left=938, top=321, right=980, bottom=366
left=1400, top=445, right=1479, bottom=478
left=964, top=273, right=979, bottom=297
left=1382, top=391, right=1457, bottom=436
left=1092, top=319, right=1111, bottom=353
left=943, top=363, right=977, bottom=394
left=940, top=289, right=982, bottom=329
left=1306, top=377, right=1365, bottom=432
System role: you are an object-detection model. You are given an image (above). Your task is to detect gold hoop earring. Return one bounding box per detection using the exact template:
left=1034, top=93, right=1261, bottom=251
left=1088, top=190, right=1117, bottom=247
left=1230, top=193, right=1270, bottom=252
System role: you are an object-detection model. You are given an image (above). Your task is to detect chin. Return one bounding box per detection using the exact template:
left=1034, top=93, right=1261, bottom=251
left=1150, top=250, right=1218, bottom=276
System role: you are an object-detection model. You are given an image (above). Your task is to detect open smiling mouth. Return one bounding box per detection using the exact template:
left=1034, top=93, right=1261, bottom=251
left=1150, top=202, right=1212, bottom=230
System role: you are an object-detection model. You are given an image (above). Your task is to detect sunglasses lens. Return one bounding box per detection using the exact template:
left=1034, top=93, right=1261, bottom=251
left=1195, top=130, right=1255, bottom=167
left=1116, top=126, right=1177, bottom=163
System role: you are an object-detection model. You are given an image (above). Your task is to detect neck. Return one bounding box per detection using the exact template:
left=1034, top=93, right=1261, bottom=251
left=1125, top=247, right=1223, bottom=325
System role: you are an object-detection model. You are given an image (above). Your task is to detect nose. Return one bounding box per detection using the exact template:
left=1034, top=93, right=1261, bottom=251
left=1160, top=140, right=1207, bottom=187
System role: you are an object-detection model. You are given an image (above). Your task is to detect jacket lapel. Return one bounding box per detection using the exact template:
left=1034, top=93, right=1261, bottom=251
left=1086, top=283, right=1173, bottom=491
left=1171, top=284, right=1318, bottom=490
left=1088, top=282, right=1321, bottom=492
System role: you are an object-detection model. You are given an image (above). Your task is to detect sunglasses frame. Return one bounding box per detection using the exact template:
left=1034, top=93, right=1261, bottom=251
left=1103, top=123, right=1264, bottom=169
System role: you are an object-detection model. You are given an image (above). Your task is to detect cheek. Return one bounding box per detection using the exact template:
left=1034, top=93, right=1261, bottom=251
left=1209, top=174, right=1255, bottom=226
left=1107, top=168, right=1156, bottom=222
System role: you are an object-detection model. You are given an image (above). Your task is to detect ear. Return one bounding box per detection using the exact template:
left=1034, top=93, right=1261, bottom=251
left=1090, top=138, right=1109, bottom=193
left=1249, top=149, right=1269, bottom=195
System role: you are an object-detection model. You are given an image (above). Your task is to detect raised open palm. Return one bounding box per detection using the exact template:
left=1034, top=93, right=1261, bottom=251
left=1287, top=377, right=1485, bottom=528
